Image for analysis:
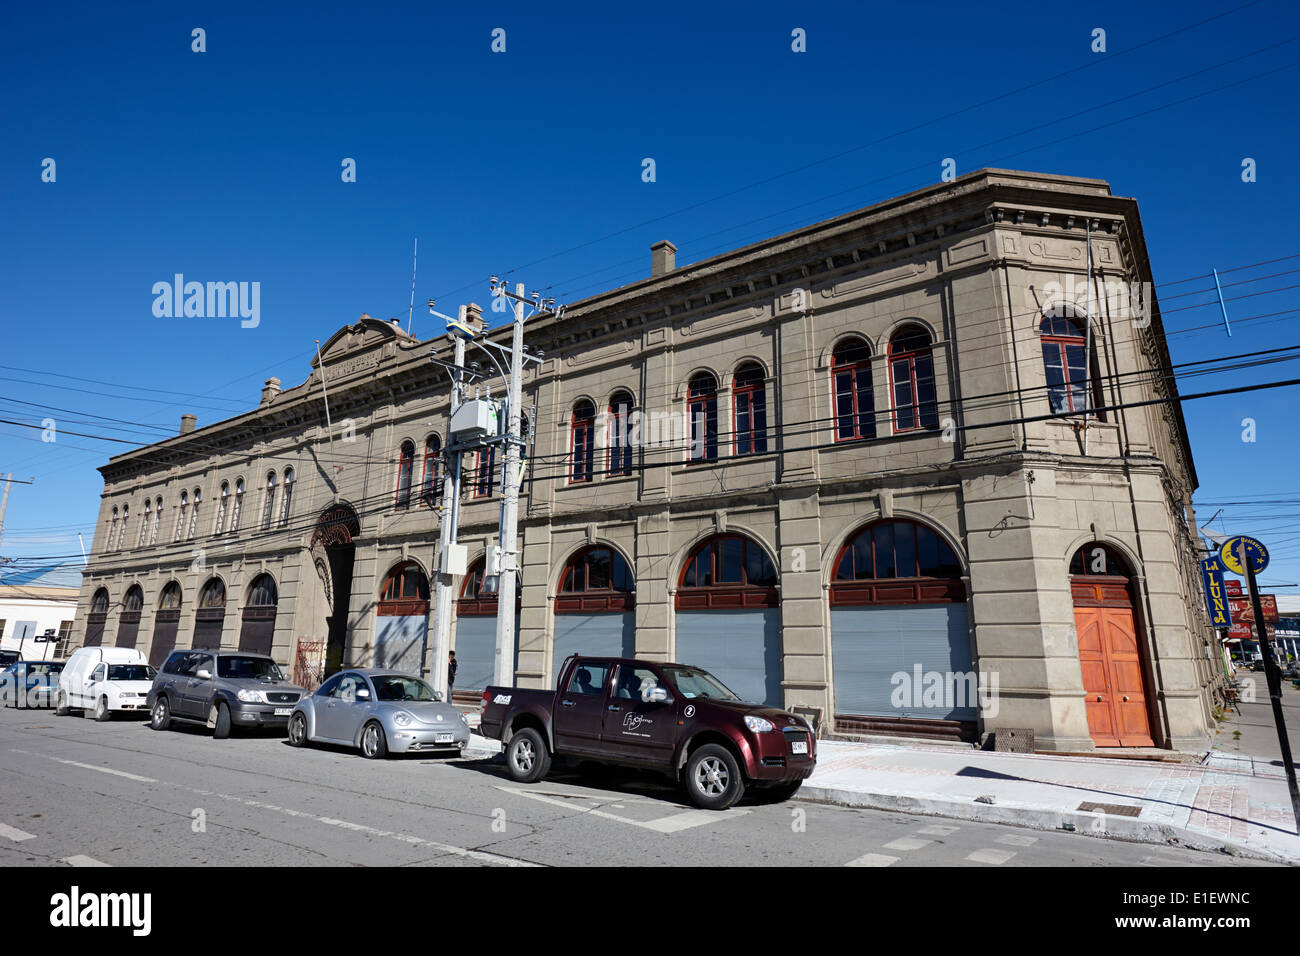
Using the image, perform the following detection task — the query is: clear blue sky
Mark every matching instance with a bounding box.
[1,0,1298,594]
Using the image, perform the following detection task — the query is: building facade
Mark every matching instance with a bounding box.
[0,584,79,661]
[73,169,1222,751]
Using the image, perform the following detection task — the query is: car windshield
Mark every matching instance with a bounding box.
[217,656,285,681]
[27,663,64,677]
[372,676,439,702]
[661,666,741,701]
[107,664,155,681]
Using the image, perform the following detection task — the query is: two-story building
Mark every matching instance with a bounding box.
[71,169,1222,752]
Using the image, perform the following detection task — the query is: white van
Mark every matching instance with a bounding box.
[56,647,157,720]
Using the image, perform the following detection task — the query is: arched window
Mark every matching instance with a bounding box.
[119,505,130,550]
[832,337,876,441]
[122,585,144,612]
[571,399,596,483]
[687,372,718,463]
[607,390,634,477]
[139,500,151,547]
[379,560,431,615]
[733,363,768,455]
[831,519,965,605]
[1040,311,1101,417]
[1069,542,1130,578]
[888,326,939,432]
[194,577,226,651]
[199,578,226,608]
[557,546,635,611]
[187,488,200,539]
[246,573,278,607]
[158,581,182,610]
[150,497,162,545]
[216,482,229,534]
[459,557,498,614]
[86,587,110,647]
[91,588,110,614]
[677,534,778,609]
[262,472,277,529]
[230,480,244,532]
[280,468,294,525]
[108,507,119,551]
[395,441,415,508]
[421,435,441,507]
[174,492,188,543]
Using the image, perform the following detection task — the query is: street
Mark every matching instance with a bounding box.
[0,706,1273,868]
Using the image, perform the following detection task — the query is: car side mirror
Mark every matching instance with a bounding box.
[645,686,671,704]
[195,669,212,680]
[355,688,371,700]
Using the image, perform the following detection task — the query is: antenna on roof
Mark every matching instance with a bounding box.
[407,237,419,335]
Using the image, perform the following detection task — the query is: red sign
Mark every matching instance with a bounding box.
[1228,621,1275,640]
[1227,594,1279,623]
[1225,580,1242,596]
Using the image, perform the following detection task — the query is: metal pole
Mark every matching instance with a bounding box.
[1083,221,1093,456]
[492,284,526,687]
[1213,268,1233,337]
[0,473,12,549]
[1241,539,1300,830]
[428,310,467,700]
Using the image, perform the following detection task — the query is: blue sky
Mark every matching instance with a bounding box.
[1,0,1298,594]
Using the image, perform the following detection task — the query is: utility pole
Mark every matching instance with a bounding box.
[487,279,558,688]
[0,473,14,548]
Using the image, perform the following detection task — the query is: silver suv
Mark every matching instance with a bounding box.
[147,649,306,739]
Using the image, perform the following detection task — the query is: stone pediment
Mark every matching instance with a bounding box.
[310,315,421,381]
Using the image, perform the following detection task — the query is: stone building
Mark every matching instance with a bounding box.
[72,169,1222,752]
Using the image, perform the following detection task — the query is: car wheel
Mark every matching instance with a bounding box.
[360,721,388,759]
[685,744,745,811]
[287,713,308,748]
[505,727,550,783]
[212,702,232,740]
[755,780,803,804]
[150,696,172,731]
[94,696,112,722]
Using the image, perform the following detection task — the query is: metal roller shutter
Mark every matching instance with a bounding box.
[375,615,426,673]
[831,603,974,719]
[454,616,499,691]
[553,612,634,676]
[675,608,782,706]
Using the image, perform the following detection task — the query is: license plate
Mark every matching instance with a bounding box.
[435,733,454,743]
[275,707,292,716]
[791,740,808,755]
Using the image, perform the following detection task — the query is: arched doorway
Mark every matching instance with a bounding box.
[194,578,226,650]
[85,588,109,647]
[149,582,182,669]
[312,503,360,677]
[675,534,781,705]
[376,560,430,673]
[453,557,521,701]
[829,519,975,741]
[116,585,144,649]
[554,546,635,672]
[1070,543,1155,747]
[239,574,278,657]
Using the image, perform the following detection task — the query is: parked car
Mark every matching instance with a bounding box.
[56,647,156,720]
[287,669,470,759]
[480,655,817,810]
[0,649,20,671]
[2,660,66,708]
[147,649,305,738]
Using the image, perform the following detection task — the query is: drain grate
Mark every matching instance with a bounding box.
[1077,801,1142,817]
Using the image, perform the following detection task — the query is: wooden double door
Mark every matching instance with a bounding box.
[1072,579,1154,747]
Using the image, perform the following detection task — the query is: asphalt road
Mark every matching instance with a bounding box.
[0,704,1273,868]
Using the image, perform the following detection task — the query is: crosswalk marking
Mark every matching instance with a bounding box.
[62,855,110,867]
[917,824,960,837]
[967,848,1017,865]
[995,834,1038,847]
[0,823,36,842]
[846,852,900,867]
[882,836,933,851]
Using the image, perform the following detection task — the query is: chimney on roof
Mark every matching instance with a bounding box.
[180,414,197,435]
[465,302,483,327]
[260,377,282,407]
[651,240,677,277]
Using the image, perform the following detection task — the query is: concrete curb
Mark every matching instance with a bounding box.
[797,783,1292,865]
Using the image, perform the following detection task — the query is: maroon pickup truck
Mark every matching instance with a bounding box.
[479,655,816,810]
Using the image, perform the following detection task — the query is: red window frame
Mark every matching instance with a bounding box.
[570,400,595,483]
[686,374,718,463]
[395,441,415,508]
[732,365,768,456]
[831,338,875,442]
[675,534,778,609]
[421,436,441,507]
[607,392,633,477]
[887,329,939,433]
[472,445,496,499]
[1039,314,1100,418]
[555,546,636,613]
[379,560,430,616]
[830,519,966,606]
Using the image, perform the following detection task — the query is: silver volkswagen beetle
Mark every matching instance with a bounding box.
[287,669,470,758]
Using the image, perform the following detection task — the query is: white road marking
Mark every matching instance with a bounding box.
[882,836,933,852]
[497,785,750,832]
[62,855,110,867]
[50,758,157,783]
[995,834,1038,847]
[846,852,900,867]
[0,823,36,842]
[917,824,960,837]
[967,848,1017,865]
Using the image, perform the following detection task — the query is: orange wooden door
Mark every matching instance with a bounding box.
[1074,605,1154,747]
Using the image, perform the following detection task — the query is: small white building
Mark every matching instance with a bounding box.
[0,584,79,660]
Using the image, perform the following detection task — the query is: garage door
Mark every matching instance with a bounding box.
[831,603,974,719]
[554,612,634,677]
[675,608,781,706]
[375,615,425,673]
[454,616,500,691]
